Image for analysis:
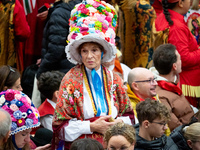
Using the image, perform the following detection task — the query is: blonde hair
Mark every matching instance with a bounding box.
[184,122,200,142]
[104,122,136,145]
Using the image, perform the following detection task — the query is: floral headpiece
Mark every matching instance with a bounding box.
[0,89,40,135]
[65,0,117,64]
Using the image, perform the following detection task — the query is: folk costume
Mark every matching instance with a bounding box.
[0,89,40,150]
[52,0,134,149]
[150,67,194,131]
[116,0,156,69]
[155,9,200,107]
[38,99,56,131]
[0,0,30,71]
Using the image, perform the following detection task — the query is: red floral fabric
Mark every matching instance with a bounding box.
[52,64,133,149]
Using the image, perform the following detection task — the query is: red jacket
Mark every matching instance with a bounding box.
[155,10,200,107]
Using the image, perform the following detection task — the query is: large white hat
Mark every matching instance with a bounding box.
[65,0,118,64]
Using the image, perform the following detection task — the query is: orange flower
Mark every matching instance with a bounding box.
[67,84,75,94]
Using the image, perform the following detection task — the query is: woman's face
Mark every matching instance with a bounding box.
[80,42,103,70]
[15,128,31,148]
[11,78,23,91]
[107,135,134,150]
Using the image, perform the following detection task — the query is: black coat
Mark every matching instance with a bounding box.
[134,124,179,150]
[37,0,81,78]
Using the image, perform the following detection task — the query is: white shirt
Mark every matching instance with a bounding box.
[40,99,56,131]
[62,67,132,141]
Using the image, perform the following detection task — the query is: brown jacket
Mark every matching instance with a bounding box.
[156,85,194,131]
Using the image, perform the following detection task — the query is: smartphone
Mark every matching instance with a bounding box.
[38,5,48,13]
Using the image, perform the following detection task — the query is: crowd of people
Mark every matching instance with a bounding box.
[1,0,200,149]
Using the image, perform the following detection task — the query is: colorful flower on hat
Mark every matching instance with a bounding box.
[5,89,15,101]
[33,118,38,124]
[19,96,28,104]
[11,122,17,131]
[2,105,13,114]
[17,118,25,127]
[10,114,17,122]
[26,118,33,126]
[21,112,27,118]
[19,105,29,113]
[27,109,33,115]
[13,110,22,119]
[10,99,18,104]
[10,104,19,112]
[14,94,22,100]
[93,1,100,8]
[0,95,5,105]
[28,113,35,120]
[16,100,23,107]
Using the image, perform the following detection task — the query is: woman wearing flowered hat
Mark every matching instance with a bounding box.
[52,0,134,149]
[0,89,51,150]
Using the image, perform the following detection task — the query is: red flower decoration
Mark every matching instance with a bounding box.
[17,118,25,127]
[5,90,15,101]
[78,4,85,10]
[81,8,89,14]
[105,37,110,42]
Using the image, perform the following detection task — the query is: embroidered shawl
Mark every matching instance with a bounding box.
[52,64,133,148]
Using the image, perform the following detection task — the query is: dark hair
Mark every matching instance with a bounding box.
[77,42,104,55]
[38,71,65,99]
[136,98,170,125]
[69,138,104,150]
[162,0,179,25]
[0,65,21,91]
[153,44,177,75]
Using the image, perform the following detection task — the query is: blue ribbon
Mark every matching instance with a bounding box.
[12,134,22,150]
[91,67,106,116]
[57,140,65,150]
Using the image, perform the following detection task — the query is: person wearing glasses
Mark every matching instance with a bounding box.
[134,99,179,150]
[151,44,194,131]
[127,67,158,117]
[0,65,23,92]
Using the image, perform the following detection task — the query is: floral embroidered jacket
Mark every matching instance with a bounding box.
[52,65,134,149]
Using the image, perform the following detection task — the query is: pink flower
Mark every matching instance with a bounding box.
[71,33,78,39]
[102,22,108,30]
[69,96,74,105]
[78,4,85,10]
[80,73,83,77]
[19,105,29,113]
[14,90,20,95]
[5,90,15,101]
[10,104,19,112]
[81,8,89,14]
[80,27,89,33]
[33,118,38,124]
[105,16,112,23]
[10,114,17,122]
[28,113,35,119]
[2,105,13,114]
[93,1,100,8]
[19,97,28,104]
[14,94,21,100]
[17,118,25,127]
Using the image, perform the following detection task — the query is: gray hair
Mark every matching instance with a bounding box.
[0,109,11,139]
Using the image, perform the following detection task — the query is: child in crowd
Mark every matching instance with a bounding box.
[37,71,65,131]
[134,99,179,150]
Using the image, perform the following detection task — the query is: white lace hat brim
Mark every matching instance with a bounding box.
[65,34,117,64]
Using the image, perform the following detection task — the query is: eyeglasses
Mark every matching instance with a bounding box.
[152,121,167,127]
[134,77,157,85]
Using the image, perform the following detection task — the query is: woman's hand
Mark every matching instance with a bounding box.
[34,144,51,150]
[90,116,115,134]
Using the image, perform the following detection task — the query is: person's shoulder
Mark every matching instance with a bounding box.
[165,135,179,150]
